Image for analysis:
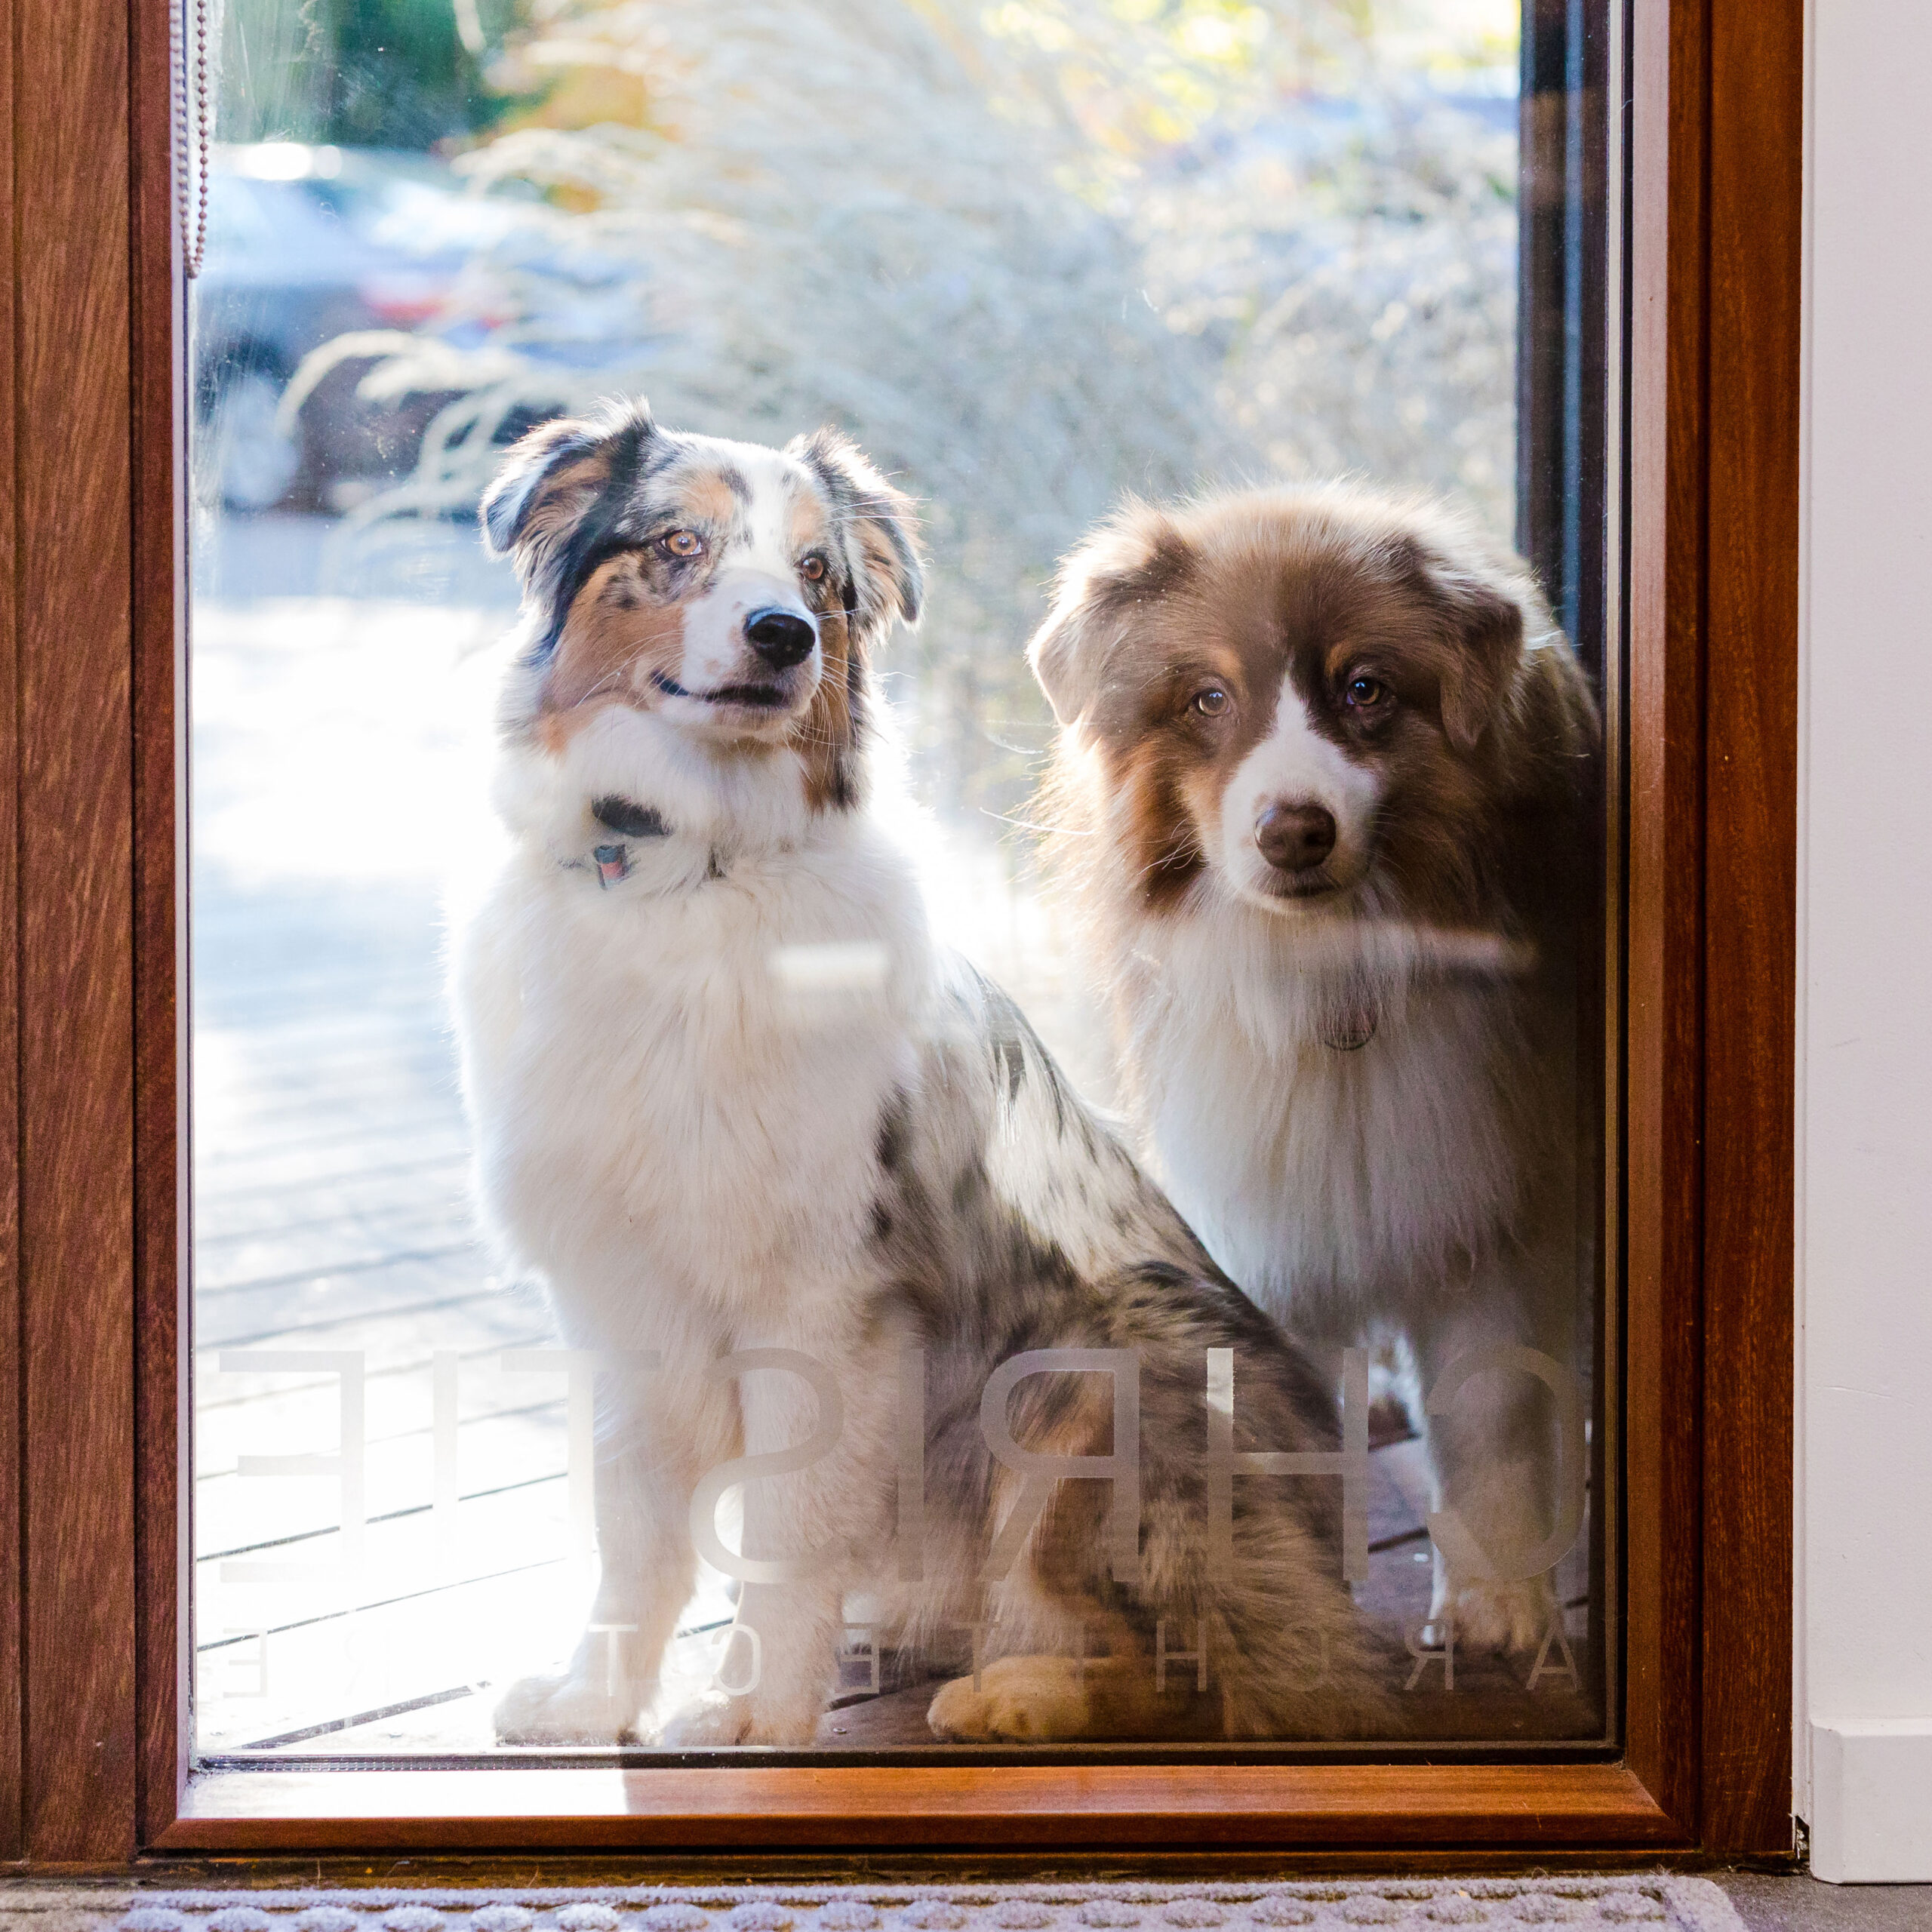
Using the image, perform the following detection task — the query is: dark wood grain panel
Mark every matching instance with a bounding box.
[1700,0,1801,1859]
[0,0,24,1862]
[1623,0,1709,1843]
[131,0,189,1850]
[13,0,140,1863]
[1626,0,1802,1858]
[0,0,1802,1866]
[162,1764,1684,1854]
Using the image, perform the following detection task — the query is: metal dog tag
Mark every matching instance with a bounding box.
[1321,1001,1378,1051]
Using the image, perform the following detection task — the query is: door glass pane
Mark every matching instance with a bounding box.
[189,0,1617,1763]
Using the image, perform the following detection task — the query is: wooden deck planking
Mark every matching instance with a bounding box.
[189,737,588,1752]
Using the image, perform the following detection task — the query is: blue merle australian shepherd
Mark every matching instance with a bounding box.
[453,398,1397,1746]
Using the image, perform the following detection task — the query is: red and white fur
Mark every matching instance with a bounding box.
[1032,484,1600,1653]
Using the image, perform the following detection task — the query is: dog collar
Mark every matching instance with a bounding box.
[579,794,670,889]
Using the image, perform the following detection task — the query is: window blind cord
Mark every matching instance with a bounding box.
[171,0,210,278]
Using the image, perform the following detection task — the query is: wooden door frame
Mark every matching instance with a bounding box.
[0,0,1800,1867]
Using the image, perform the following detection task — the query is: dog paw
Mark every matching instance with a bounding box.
[657,1694,752,1748]
[657,1694,818,1747]
[927,1656,1093,1742]
[1432,1576,1558,1654]
[493,1671,642,1745]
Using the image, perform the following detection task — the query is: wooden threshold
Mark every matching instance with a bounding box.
[159,1763,1685,1853]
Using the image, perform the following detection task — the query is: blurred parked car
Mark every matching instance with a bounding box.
[195,143,523,511]
[197,140,660,514]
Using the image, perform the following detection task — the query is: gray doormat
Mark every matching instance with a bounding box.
[0,1881,1743,1932]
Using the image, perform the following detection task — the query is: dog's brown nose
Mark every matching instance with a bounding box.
[1255,801,1337,872]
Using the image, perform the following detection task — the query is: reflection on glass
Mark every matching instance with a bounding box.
[191,0,1605,1758]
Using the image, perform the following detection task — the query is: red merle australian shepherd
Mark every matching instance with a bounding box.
[1031,484,1600,1658]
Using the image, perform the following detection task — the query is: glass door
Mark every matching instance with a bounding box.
[186,0,1619,1767]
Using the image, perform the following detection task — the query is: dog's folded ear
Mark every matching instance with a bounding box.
[1027,572,1102,728]
[481,400,658,601]
[789,429,924,638]
[1031,506,1192,728]
[1390,535,1531,754]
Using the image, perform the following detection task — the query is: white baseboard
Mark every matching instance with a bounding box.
[1807,1718,1932,1881]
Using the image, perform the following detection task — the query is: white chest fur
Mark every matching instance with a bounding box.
[1120,905,1534,1335]
[454,824,928,1349]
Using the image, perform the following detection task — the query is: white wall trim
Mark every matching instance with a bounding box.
[1798,0,1932,1882]
[1807,1721,1932,1883]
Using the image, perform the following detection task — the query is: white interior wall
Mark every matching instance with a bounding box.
[1797,0,1932,1884]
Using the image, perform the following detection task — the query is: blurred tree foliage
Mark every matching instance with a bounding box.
[297,0,1518,818]
[219,0,532,147]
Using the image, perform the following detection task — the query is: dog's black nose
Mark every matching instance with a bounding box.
[746,607,817,670]
[1256,801,1337,872]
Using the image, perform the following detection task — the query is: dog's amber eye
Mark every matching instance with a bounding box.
[799,553,827,583]
[1190,688,1229,717]
[1345,675,1390,709]
[660,529,706,559]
